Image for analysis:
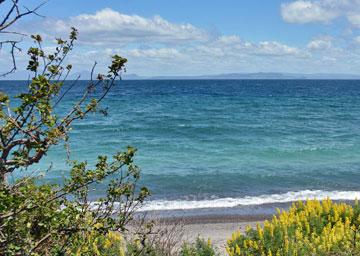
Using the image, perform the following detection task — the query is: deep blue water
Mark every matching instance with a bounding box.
[2,79,360,211]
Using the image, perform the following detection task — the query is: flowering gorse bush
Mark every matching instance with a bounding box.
[69,230,126,256]
[227,199,360,256]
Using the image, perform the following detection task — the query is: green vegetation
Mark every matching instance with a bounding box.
[227,199,360,256]
[0,30,150,254]
[180,238,219,256]
[125,235,219,256]
[0,2,151,253]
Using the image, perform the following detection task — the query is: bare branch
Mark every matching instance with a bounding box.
[0,1,47,31]
[0,0,47,76]
[0,39,21,76]
[0,0,18,28]
[53,75,80,108]
[28,232,52,253]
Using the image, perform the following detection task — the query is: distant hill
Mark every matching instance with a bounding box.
[148,72,306,80]
[144,72,360,80]
[68,72,141,80]
[3,71,360,80]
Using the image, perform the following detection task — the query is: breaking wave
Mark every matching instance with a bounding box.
[139,190,360,211]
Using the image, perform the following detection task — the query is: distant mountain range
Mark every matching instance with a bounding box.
[3,71,360,80]
[72,71,360,80]
[135,72,360,80]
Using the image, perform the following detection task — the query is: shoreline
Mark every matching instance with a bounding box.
[165,215,268,253]
[182,220,260,253]
[148,212,272,225]
[135,208,273,253]
[138,199,356,219]
[132,213,268,254]
[139,190,360,212]
[135,199,357,253]
[166,214,268,252]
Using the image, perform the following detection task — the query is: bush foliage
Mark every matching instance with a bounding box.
[180,238,219,256]
[227,199,360,256]
[0,14,150,255]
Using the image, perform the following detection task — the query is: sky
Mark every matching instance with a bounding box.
[2,0,360,77]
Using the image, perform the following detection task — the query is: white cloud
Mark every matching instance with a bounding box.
[5,6,360,77]
[347,13,360,27]
[281,0,360,25]
[307,36,333,50]
[281,1,339,24]
[126,48,183,59]
[195,36,303,57]
[354,35,360,43]
[11,9,303,75]
[256,41,301,56]
[122,38,307,75]
[95,33,360,76]
[23,8,209,45]
[15,8,303,60]
[216,35,242,45]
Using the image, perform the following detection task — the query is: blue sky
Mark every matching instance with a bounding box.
[31,0,332,45]
[3,0,360,77]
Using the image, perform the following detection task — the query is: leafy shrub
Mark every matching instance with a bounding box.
[68,231,126,256]
[0,147,149,255]
[227,199,360,256]
[126,238,159,256]
[0,5,150,254]
[180,237,219,256]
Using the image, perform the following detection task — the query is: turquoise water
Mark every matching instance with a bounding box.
[3,79,360,211]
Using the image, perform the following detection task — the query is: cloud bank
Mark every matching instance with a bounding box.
[30,8,209,45]
[3,4,360,77]
[281,0,360,26]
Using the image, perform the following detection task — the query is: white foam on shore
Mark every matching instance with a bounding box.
[139,190,360,211]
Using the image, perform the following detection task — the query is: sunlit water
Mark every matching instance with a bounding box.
[3,79,360,212]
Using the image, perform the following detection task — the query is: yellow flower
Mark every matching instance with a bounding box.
[94,222,103,229]
[227,199,360,255]
[103,238,112,249]
[235,244,241,254]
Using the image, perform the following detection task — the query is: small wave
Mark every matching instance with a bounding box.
[139,190,360,211]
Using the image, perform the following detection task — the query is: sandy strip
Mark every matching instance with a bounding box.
[157,214,270,254]
[182,221,259,253]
